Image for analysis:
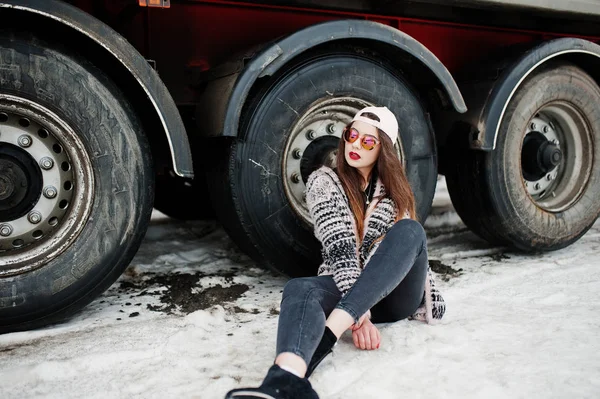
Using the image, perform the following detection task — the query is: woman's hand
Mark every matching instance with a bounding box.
[352,318,381,350]
[351,310,371,330]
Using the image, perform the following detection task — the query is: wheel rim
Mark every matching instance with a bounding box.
[521,101,593,212]
[283,97,403,223]
[0,95,94,277]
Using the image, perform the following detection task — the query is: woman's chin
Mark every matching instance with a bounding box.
[345,156,361,167]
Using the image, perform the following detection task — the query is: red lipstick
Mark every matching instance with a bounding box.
[349,152,361,160]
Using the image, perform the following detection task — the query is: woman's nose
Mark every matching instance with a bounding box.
[352,138,362,150]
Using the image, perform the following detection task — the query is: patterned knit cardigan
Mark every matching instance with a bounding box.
[305,166,445,322]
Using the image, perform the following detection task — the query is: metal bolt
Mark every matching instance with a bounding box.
[542,126,549,133]
[43,186,57,199]
[291,173,301,184]
[18,135,32,148]
[292,149,303,159]
[546,174,554,181]
[327,124,336,134]
[0,224,13,237]
[552,139,559,145]
[305,130,316,140]
[534,183,541,190]
[40,157,54,170]
[530,123,536,131]
[28,211,42,224]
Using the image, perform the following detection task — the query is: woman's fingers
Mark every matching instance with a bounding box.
[358,330,366,350]
[352,330,360,349]
[352,324,381,350]
[353,330,365,350]
[370,326,379,350]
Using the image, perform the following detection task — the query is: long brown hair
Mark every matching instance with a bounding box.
[335,120,417,239]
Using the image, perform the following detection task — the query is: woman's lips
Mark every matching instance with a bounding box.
[349,152,361,160]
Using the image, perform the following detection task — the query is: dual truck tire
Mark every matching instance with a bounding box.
[446,63,600,251]
[0,33,153,332]
[1,34,599,332]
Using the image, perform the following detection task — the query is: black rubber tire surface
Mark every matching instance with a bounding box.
[446,62,600,251]
[445,127,508,247]
[0,32,154,332]
[209,51,437,276]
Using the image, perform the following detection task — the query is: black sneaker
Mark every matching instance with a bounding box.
[225,365,319,399]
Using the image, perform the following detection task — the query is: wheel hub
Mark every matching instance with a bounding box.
[0,94,94,277]
[521,104,592,212]
[299,136,340,183]
[521,131,562,181]
[0,143,42,221]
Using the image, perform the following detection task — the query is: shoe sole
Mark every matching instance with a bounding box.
[226,390,277,399]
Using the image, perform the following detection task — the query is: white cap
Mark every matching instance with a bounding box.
[351,106,399,144]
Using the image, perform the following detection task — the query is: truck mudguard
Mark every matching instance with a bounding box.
[0,0,194,177]
[473,38,600,151]
[215,19,467,138]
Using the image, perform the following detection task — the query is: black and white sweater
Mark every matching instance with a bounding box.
[305,166,445,322]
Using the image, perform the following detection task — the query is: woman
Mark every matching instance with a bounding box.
[226,106,445,399]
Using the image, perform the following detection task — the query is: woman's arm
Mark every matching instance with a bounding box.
[306,170,361,295]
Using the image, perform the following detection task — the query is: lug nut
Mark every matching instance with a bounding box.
[534,183,541,190]
[552,139,559,145]
[327,124,336,134]
[18,135,32,148]
[305,130,316,140]
[40,157,54,170]
[0,224,13,237]
[543,126,549,133]
[546,174,554,181]
[43,186,58,199]
[292,149,303,159]
[291,173,301,184]
[530,123,536,131]
[28,211,42,224]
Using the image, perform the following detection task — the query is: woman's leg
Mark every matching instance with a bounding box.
[275,275,341,376]
[225,277,336,398]
[370,245,428,323]
[327,219,428,331]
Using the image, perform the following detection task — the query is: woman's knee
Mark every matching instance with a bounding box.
[388,219,426,246]
[282,277,317,300]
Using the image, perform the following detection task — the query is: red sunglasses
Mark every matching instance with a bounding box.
[343,127,380,151]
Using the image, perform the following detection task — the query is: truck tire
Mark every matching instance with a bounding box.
[0,32,153,332]
[447,62,600,251]
[444,129,508,246]
[209,51,437,276]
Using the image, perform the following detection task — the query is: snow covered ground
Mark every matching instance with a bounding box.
[1,178,600,399]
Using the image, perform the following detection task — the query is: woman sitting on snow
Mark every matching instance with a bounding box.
[226,106,446,399]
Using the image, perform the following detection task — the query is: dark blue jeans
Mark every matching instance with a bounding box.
[276,219,428,365]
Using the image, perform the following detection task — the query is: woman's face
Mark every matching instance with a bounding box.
[344,120,381,175]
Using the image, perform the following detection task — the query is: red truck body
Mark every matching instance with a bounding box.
[73,0,600,105]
